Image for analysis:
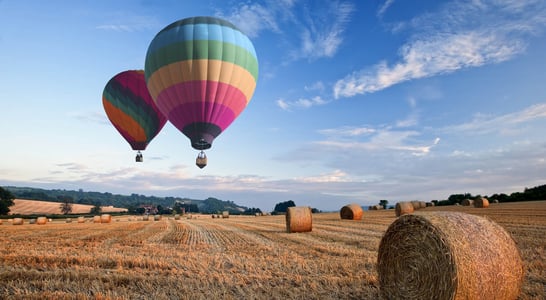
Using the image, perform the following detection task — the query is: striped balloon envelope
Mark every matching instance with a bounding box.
[144,16,258,152]
[102,70,167,160]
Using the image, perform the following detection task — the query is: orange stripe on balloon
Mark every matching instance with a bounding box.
[146,59,256,103]
[103,98,147,142]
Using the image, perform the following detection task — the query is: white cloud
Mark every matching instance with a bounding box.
[334,30,525,98]
[276,96,329,111]
[334,0,546,98]
[296,1,355,60]
[377,0,395,18]
[219,3,282,38]
[443,103,546,135]
[318,126,376,137]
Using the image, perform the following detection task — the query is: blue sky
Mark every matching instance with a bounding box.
[1,0,546,212]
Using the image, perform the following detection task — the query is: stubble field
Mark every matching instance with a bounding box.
[0,201,545,299]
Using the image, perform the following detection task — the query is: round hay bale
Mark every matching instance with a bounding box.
[340,203,363,220]
[174,214,180,220]
[395,202,414,217]
[154,215,161,221]
[93,215,101,223]
[0,219,3,225]
[222,211,229,218]
[285,206,312,233]
[370,204,383,210]
[410,201,421,210]
[419,201,427,209]
[36,217,48,225]
[425,202,435,207]
[29,218,36,224]
[65,218,72,223]
[474,197,490,208]
[378,212,524,300]
[12,218,24,225]
[461,199,474,206]
[100,214,112,223]
[77,217,85,223]
[492,199,499,204]
[143,215,149,221]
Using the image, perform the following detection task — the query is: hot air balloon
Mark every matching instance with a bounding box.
[144,16,258,168]
[102,70,167,162]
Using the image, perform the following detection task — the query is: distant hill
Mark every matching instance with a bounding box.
[3,186,251,214]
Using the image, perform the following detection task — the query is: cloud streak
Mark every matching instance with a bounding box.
[334,0,546,98]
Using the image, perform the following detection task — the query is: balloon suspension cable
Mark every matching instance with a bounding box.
[196,150,207,169]
[136,150,143,163]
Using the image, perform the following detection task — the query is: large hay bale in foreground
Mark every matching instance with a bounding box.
[474,197,490,208]
[395,202,414,217]
[285,206,312,233]
[36,217,48,225]
[378,212,524,300]
[100,214,112,223]
[12,218,24,225]
[340,203,363,220]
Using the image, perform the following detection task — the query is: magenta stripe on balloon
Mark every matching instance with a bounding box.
[167,102,237,133]
[155,80,248,123]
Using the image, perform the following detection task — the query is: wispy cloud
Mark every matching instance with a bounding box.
[442,103,546,135]
[295,1,355,60]
[377,0,395,18]
[276,96,329,111]
[334,0,546,98]
[218,3,284,38]
[96,14,158,32]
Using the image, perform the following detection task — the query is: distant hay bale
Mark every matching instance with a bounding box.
[100,214,112,223]
[154,215,161,221]
[93,216,101,223]
[492,199,499,204]
[368,205,384,210]
[395,202,414,217]
[426,202,435,207]
[419,201,427,209]
[285,206,312,233]
[143,215,149,221]
[36,217,48,225]
[12,218,24,225]
[174,214,180,220]
[65,218,72,223]
[410,201,421,210]
[462,199,474,206]
[378,212,524,300]
[77,217,85,223]
[29,218,36,224]
[340,203,363,220]
[222,211,229,218]
[0,219,3,225]
[474,197,490,208]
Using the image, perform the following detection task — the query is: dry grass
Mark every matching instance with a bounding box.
[10,199,128,215]
[0,201,544,299]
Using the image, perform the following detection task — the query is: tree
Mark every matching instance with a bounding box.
[0,187,15,215]
[90,201,102,214]
[58,195,73,215]
[379,200,389,209]
[273,200,295,214]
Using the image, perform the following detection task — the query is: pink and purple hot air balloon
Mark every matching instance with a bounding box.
[102,70,167,162]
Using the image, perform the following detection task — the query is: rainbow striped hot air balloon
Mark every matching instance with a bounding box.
[144,16,258,168]
[102,70,167,162]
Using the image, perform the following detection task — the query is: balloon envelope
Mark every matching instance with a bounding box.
[102,70,167,151]
[144,16,258,150]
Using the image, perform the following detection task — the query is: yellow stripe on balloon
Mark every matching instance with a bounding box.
[146,59,257,103]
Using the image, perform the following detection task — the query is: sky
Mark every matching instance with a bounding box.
[1,0,546,212]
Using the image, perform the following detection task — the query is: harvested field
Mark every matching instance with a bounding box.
[0,201,544,299]
[9,199,128,215]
